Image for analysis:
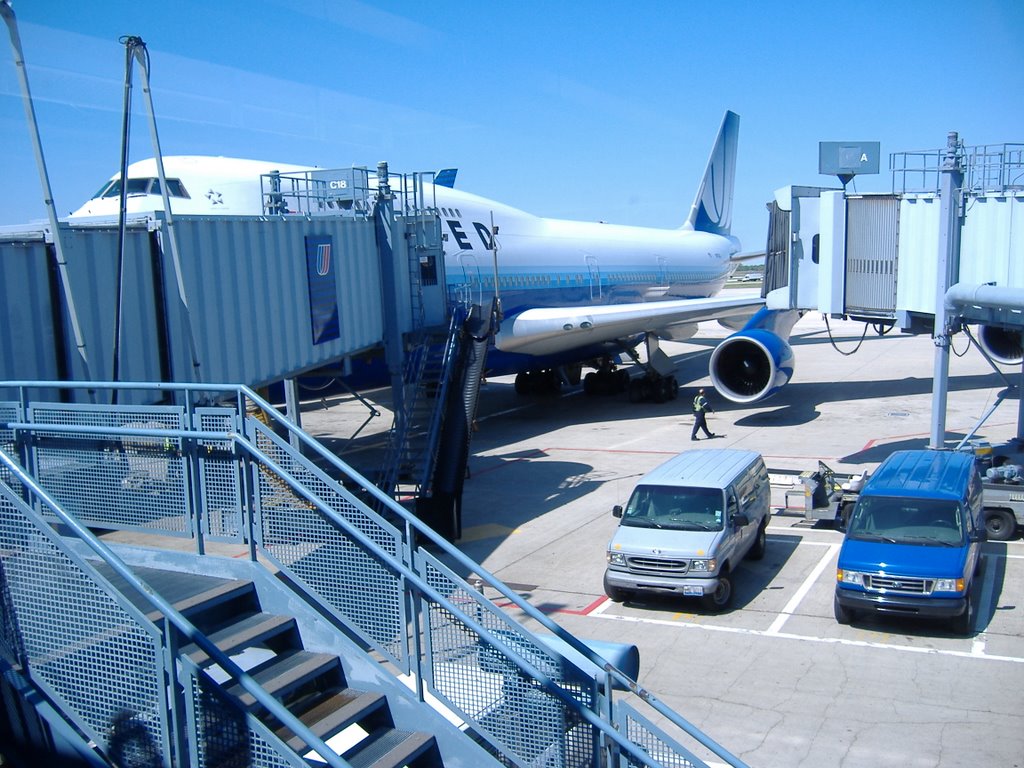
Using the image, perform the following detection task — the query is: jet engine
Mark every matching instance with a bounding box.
[977,324,1024,366]
[708,308,801,403]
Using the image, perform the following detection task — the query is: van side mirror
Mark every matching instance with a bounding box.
[731,513,750,528]
[613,505,623,518]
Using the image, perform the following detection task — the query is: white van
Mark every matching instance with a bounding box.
[604,448,771,611]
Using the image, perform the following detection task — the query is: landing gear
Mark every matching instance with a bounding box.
[627,374,678,403]
[583,365,630,396]
[514,368,563,395]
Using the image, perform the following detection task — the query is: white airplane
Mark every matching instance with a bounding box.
[69,111,799,403]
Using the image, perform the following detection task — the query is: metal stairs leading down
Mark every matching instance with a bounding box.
[380,311,464,501]
[109,564,443,768]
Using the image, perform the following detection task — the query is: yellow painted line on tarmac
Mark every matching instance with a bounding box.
[459,523,516,542]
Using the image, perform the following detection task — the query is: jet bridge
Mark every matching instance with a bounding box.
[0,176,447,403]
[763,135,1024,445]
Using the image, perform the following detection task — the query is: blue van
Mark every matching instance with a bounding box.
[834,449,984,635]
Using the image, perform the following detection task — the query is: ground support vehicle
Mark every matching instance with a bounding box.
[793,458,1023,541]
[834,450,985,635]
[976,465,1024,541]
[790,461,867,528]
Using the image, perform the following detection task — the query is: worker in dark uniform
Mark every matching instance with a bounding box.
[691,388,716,440]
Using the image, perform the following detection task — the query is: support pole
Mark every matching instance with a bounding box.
[131,40,203,383]
[2,0,93,386]
[930,132,964,449]
[374,163,407,437]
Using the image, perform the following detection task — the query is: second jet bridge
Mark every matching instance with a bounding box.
[762,137,1024,444]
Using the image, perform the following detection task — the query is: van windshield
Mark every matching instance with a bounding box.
[846,496,965,546]
[621,485,724,531]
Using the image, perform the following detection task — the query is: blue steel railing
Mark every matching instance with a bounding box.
[0,445,349,768]
[1,380,750,768]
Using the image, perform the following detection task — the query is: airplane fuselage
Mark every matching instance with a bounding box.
[429,185,738,320]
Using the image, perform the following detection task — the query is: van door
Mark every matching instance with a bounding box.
[726,488,745,550]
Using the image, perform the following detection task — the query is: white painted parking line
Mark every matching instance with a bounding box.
[587,611,1024,663]
[766,541,838,636]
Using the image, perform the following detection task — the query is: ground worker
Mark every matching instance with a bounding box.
[691,388,716,440]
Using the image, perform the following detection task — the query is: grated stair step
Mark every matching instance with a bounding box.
[223,648,340,709]
[144,578,256,625]
[277,687,387,753]
[182,611,296,666]
[342,727,437,768]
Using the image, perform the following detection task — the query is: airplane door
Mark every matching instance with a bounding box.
[458,253,483,306]
[585,254,602,300]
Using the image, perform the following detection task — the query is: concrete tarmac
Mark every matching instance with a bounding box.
[298,310,1024,768]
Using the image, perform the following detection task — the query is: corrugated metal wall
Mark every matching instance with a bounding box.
[894,192,1024,317]
[0,235,67,393]
[894,195,941,315]
[166,216,385,387]
[959,194,1024,288]
[1,214,393,400]
[844,195,900,314]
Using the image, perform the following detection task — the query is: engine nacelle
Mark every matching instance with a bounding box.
[977,324,1023,366]
[708,308,801,403]
[710,329,794,403]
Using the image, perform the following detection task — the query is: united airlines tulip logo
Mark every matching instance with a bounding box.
[305,235,340,344]
[317,243,331,276]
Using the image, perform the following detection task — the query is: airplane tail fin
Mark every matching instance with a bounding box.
[435,168,458,188]
[682,110,739,235]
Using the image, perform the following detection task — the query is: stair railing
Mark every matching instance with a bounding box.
[1,380,750,768]
[0,447,352,768]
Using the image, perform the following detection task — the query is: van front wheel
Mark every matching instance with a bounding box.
[701,572,732,612]
[603,572,630,603]
[834,594,855,625]
[951,594,974,636]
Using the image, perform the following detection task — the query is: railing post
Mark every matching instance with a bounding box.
[163,618,190,768]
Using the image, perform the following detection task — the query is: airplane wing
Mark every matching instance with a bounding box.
[496,295,764,356]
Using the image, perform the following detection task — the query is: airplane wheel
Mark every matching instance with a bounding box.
[583,372,598,395]
[654,379,668,403]
[668,376,679,399]
[616,369,630,393]
[628,379,645,403]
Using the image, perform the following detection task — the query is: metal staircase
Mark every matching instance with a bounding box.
[0,380,750,768]
[380,300,497,539]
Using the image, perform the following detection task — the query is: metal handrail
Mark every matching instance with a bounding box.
[1,379,750,766]
[0,447,351,768]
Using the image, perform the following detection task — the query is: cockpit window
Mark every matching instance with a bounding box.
[91,177,190,200]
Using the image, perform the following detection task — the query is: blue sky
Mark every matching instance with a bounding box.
[2,0,1022,254]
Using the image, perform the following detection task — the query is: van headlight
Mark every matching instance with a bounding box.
[838,569,866,586]
[689,558,716,572]
[607,551,626,566]
[934,578,965,593]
